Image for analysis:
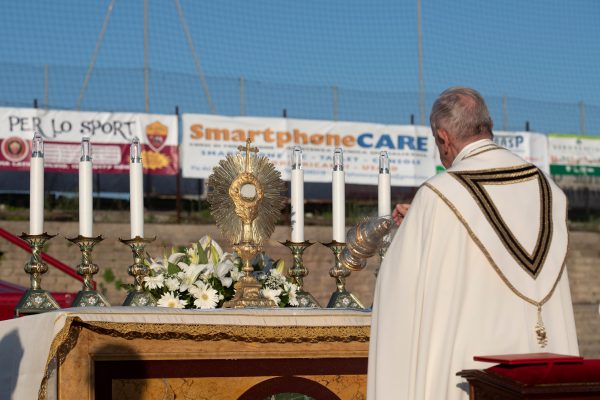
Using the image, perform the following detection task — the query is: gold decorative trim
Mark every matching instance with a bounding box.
[39,316,84,400]
[79,320,370,343]
[423,182,566,309]
[37,317,370,399]
[449,164,552,278]
[463,144,502,159]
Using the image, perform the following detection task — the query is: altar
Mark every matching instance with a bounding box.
[0,308,371,399]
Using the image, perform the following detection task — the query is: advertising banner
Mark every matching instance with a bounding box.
[0,107,178,175]
[433,131,549,173]
[181,114,437,186]
[493,131,549,172]
[548,134,600,176]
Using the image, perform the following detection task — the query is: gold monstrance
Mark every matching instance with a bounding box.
[207,139,285,307]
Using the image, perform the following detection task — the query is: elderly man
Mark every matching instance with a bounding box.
[368,87,579,399]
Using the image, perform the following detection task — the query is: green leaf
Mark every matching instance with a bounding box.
[102,268,115,283]
[167,263,182,275]
[197,246,209,264]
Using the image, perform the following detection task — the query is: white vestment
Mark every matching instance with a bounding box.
[367,139,579,400]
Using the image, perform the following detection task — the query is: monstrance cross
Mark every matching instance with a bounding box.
[238,139,259,172]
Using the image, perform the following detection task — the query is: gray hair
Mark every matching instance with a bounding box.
[429,87,493,141]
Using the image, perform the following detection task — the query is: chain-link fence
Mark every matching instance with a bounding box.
[1,62,599,135]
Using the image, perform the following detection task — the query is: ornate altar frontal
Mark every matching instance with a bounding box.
[0,308,371,400]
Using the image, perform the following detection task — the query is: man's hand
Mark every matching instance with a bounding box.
[392,203,410,226]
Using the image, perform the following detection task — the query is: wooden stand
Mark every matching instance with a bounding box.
[459,358,600,399]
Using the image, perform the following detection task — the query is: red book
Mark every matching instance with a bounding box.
[474,353,583,365]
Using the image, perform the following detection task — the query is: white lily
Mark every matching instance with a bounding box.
[199,235,224,265]
[177,263,209,292]
[168,252,186,265]
[214,258,235,287]
[186,244,200,264]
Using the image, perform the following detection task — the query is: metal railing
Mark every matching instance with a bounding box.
[0,227,89,287]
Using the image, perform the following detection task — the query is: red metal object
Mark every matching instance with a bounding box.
[0,226,94,288]
[0,280,75,320]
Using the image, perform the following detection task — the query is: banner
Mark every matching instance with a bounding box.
[0,107,178,175]
[493,131,549,172]
[181,114,436,186]
[548,134,600,176]
[434,131,549,173]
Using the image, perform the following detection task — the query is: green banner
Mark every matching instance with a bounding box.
[550,164,600,176]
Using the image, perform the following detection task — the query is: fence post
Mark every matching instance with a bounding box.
[502,95,508,131]
[417,0,425,126]
[44,64,49,110]
[175,105,182,224]
[332,85,339,121]
[240,76,245,116]
[579,100,587,135]
[144,0,149,113]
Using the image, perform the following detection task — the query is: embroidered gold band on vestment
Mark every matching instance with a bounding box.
[424,182,567,348]
[449,164,552,278]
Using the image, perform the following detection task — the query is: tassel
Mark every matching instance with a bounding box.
[535,305,548,348]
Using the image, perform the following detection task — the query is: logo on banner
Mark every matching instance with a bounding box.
[142,121,172,170]
[1,136,29,162]
[145,121,168,151]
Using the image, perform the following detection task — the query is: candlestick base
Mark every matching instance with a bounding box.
[67,235,110,307]
[281,240,320,308]
[15,233,60,317]
[119,236,157,307]
[324,241,364,309]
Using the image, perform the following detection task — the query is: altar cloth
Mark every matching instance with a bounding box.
[0,307,371,400]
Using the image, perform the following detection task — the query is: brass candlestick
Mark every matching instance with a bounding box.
[15,233,60,317]
[119,236,157,307]
[324,241,364,309]
[282,240,320,308]
[67,235,110,307]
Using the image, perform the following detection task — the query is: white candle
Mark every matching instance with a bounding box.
[332,148,345,242]
[290,146,304,242]
[79,138,94,237]
[29,132,44,235]
[129,138,144,238]
[378,151,391,217]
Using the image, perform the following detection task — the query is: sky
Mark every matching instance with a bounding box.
[0,0,598,134]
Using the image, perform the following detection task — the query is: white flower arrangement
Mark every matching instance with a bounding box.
[143,236,299,309]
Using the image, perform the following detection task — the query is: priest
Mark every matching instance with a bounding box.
[368,87,579,399]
